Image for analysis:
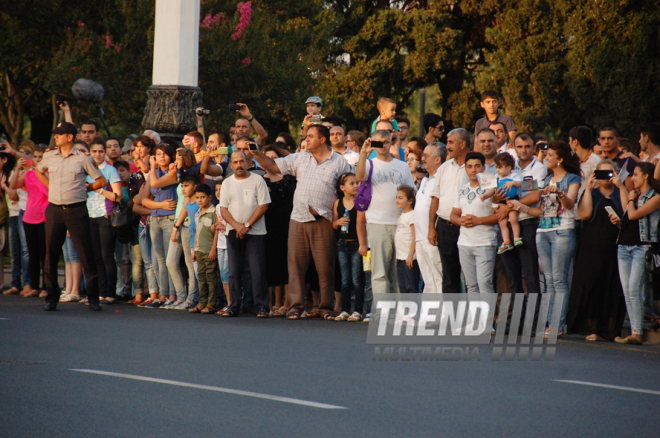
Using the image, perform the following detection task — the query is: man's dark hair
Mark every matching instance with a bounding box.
[106,136,121,145]
[237,136,255,144]
[488,121,506,132]
[395,116,410,127]
[465,152,485,165]
[480,90,499,101]
[113,160,130,172]
[598,125,620,138]
[408,137,427,151]
[641,123,660,146]
[619,138,632,153]
[81,120,99,132]
[181,175,199,186]
[494,152,515,168]
[309,124,331,145]
[568,126,593,150]
[90,137,106,149]
[422,113,443,134]
[515,132,536,146]
[194,184,213,196]
[322,116,342,127]
[74,140,88,148]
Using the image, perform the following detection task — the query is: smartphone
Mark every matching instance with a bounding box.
[604,206,620,220]
[229,104,241,111]
[594,169,614,180]
[537,142,548,151]
[371,140,384,149]
[248,143,258,151]
[24,159,34,167]
[309,115,323,123]
[214,146,229,155]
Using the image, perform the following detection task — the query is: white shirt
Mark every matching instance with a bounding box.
[219,173,271,235]
[499,143,518,162]
[453,182,497,247]
[414,173,436,241]
[579,152,601,197]
[365,158,415,225]
[339,147,359,167]
[516,158,547,221]
[484,161,497,175]
[395,210,415,260]
[431,158,469,221]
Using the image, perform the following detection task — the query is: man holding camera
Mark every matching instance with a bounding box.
[36,122,108,311]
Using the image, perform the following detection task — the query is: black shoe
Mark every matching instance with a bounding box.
[43,301,57,311]
[256,309,269,318]
[89,302,103,311]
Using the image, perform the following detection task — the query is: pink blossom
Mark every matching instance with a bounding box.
[105,35,114,49]
[78,21,85,27]
[115,45,121,53]
[200,12,226,29]
[241,57,251,65]
[231,2,252,40]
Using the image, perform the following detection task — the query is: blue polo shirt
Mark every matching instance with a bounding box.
[150,168,178,217]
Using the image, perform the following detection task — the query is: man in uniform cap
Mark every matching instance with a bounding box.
[36,122,108,311]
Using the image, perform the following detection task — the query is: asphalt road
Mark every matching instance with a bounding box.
[1,296,659,438]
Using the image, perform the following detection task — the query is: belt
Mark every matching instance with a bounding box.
[52,201,86,210]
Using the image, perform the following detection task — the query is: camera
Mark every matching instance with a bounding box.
[594,170,614,180]
[229,104,241,111]
[56,94,67,106]
[248,142,258,151]
[196,107,210,116]
[371,140,384,149]
[416,164,426,174]
[537,142,548,151]
[309,115,324,123]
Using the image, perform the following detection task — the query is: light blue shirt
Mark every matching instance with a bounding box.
[86,162,121,218]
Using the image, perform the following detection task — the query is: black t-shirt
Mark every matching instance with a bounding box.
[618,211,642,246]
[336,198,358,240]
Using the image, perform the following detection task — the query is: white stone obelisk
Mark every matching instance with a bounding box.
[142,0,203,137]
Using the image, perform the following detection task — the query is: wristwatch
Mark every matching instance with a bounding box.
[245,222,251,228]
[247,116,254,122]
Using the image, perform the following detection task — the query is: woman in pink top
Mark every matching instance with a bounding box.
[10,156,48,296]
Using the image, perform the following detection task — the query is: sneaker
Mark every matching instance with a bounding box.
[497,242,514,254]
[184,301,196,310]
[138,298,154,307]
[144,299,162,308]
[347,312,363,322]
[363,312,371,323]
[172,301,188,310]
[514,237,523,247]
[160,299,176,309]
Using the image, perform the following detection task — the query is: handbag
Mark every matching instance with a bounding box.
[354,161,374,212]
[110,202,134,243]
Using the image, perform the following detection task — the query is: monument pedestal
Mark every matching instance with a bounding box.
[142,85,203,139]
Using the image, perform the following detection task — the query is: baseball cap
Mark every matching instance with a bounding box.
[305,96,322,106]
[123,134,138,152]
[51,122,78,136]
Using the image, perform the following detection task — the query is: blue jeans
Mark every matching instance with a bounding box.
[536,228,576,330]
[62,236,80,264]
[181,226,198,303]
[139,224,159,294]
[9,213,30,288]
[396,259,420,294]
[617,245,648,334]
[337,240,364,314]
[150,215,175,295]
[217,248,229,284]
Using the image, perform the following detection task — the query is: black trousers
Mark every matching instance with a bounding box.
[89,216,117,299]
[23,222,46,290]
[497,219,541,295]
[227,231,268,313]
[435,218,462,293]
[44,203,99,304]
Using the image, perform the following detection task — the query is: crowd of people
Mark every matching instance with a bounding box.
[1,91,659,345]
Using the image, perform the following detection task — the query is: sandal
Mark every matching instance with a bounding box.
[347,312,363,322]
[3,287,19,295]
[219,309,237,317]
[200,305,216,314]
[586,334,598,342]
[189,305,204,313]
[614,335,643,345]
[273,307,288,317]
[60,295,80,303]
[287,312,300,320]
[323,313,335,320]
[23,290,40,298]
[79,297,89,304]
[256,309,269,318]
[335,311,350,321]
[302,308,322,319]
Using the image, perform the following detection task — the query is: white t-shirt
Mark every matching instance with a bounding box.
[516,158,547,221]
[219,173,271,235]
[453,182,497,247]
[7,170,28,217]
[215,204,227,249]
[579,152,601,197]
[414,174,436,241]
[499,144,518,162]
[431,158,470,221]
[395,210,415,260]
[365,158,415,225]
[339,147,359,167]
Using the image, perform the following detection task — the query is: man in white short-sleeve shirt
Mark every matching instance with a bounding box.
[450,152,498,294]
[357,129,414,294]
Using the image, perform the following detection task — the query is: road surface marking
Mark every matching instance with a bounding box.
[554,379,660,396]
[70,369,347,409]
[0,318,9,320]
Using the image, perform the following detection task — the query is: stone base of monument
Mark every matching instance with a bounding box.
[141,85,203,140]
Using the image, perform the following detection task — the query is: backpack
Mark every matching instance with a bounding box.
[354,161,373,212]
